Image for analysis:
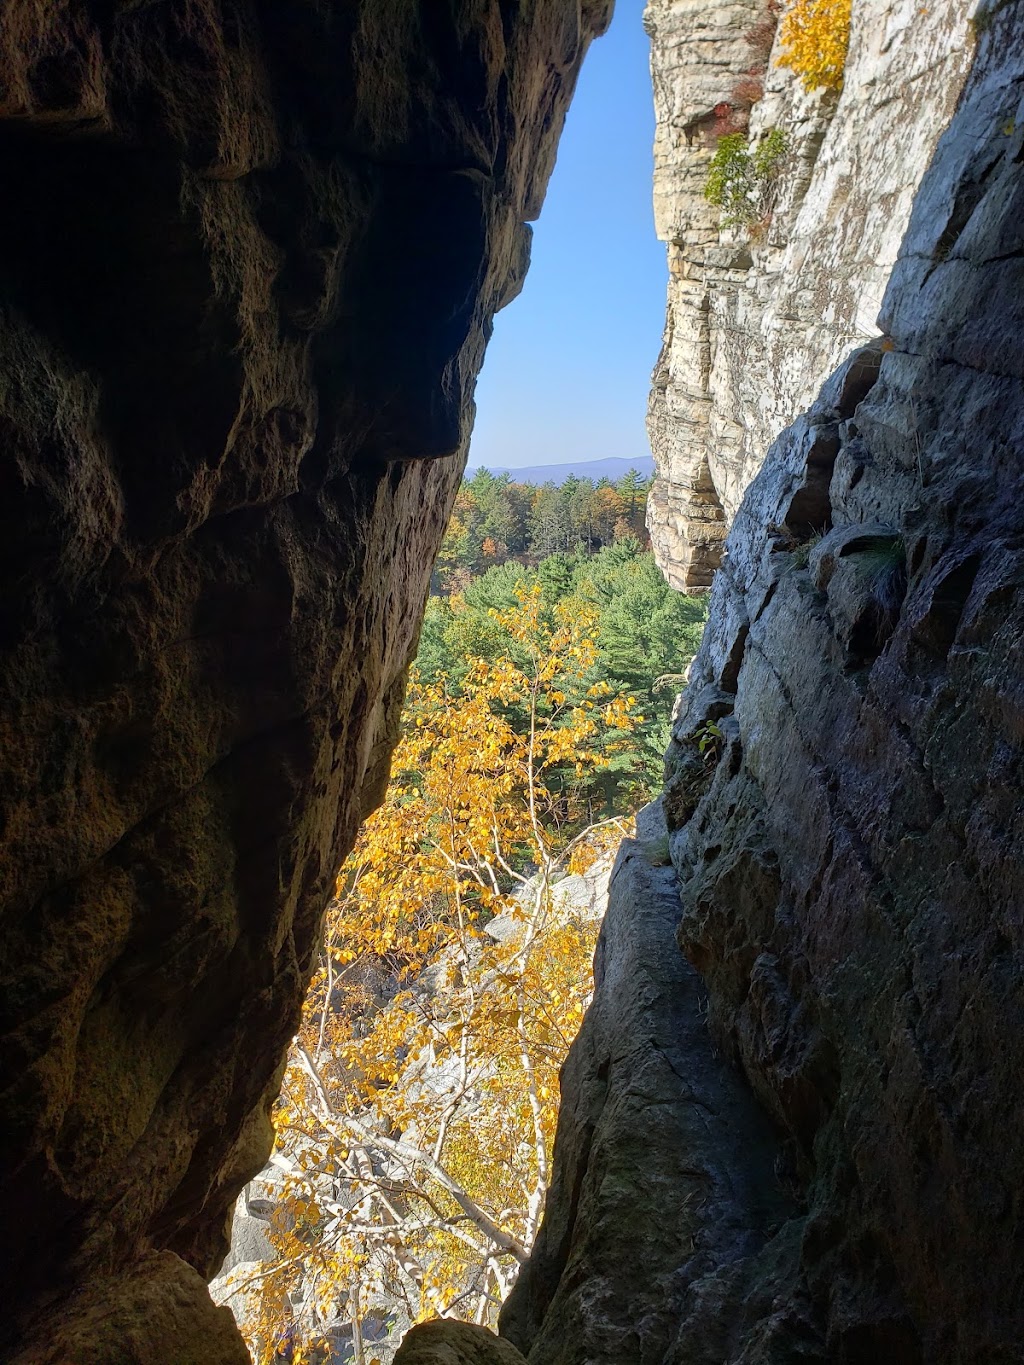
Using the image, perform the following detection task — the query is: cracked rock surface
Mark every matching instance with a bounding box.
[644,0,974,588]
[501,802,801,1364]
[0,3,610,1359]
[508,11,1024,1363]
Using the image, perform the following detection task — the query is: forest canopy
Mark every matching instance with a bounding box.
[436,466,652,581]
[421,533,707,803]
[218,474,708,1361]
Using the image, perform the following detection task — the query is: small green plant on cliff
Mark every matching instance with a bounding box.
[705,128,788,230]
[790,531,823,570]
[694,720,724,764]
[777,0,852,92]
[853,536,907,629]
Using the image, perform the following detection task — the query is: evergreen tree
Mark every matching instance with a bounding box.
[528,483,570,556]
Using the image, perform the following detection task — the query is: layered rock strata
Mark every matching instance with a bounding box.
[509,11,1024,1361]
[644,0,974,588]
[501,802,801,1362]
[0,4,611,1360]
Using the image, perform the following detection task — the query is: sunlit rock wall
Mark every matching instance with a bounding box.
[644,0,973,588]
[0,3,611,1360]
[505,9,1024,1362]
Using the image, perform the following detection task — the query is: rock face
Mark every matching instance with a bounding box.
[394,1320,527,1365]
[644,0,974,588]
[501,802,802,1363]
[508,10,1024,1362]
[0,4,611,1360]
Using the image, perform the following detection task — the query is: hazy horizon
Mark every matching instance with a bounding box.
[467,9,665,473]
[464,454,655,483]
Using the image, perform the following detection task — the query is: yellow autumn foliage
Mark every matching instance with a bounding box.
[777,0,852,92]
[227,586,638,1362]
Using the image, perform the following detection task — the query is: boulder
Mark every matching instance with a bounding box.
[395,1320,527,1365]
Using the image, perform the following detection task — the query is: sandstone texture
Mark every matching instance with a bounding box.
[510,10,1024,1362]
[395,1320,527,1365]
[644,0,974,588]
[0,3,611,1359]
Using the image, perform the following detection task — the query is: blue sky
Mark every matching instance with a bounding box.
[468,6,666,471]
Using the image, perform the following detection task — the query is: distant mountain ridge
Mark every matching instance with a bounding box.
[465,455,655,485]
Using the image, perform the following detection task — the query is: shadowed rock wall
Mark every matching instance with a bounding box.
[0,3,612,1359]
[504,9,1024,1363]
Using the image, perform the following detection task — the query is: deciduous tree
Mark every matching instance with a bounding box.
[229,588,636,1361]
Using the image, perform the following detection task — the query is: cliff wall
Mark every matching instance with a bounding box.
[0,5,611,1360]
[645,0,974,588]
[503,6,1024,1362]
[5,5,1023,1364]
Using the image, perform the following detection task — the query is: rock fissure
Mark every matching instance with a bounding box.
[4,1,1024,1362]
[502,6,1024,1362]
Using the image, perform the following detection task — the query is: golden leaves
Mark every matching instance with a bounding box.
[244,586,638,1354]
[777,0,852,92]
